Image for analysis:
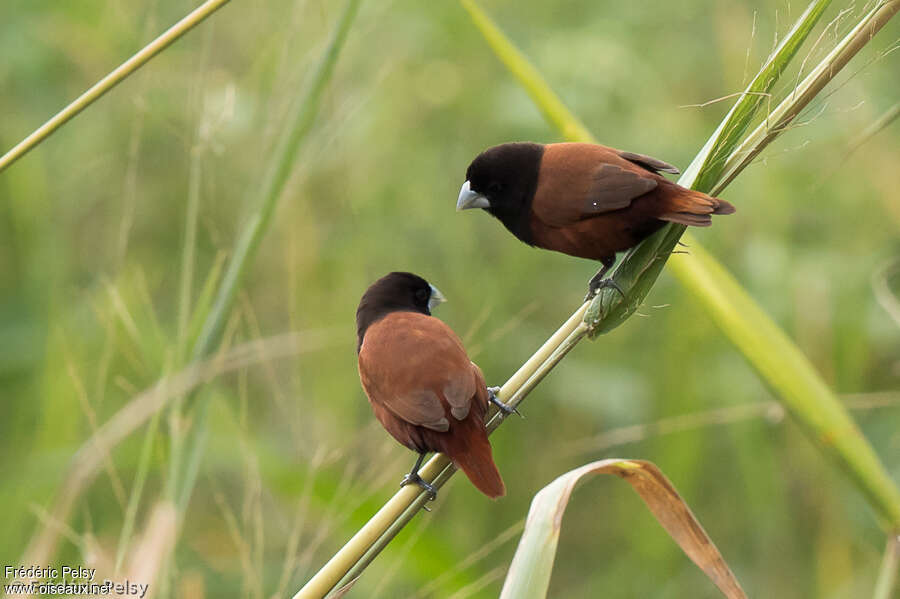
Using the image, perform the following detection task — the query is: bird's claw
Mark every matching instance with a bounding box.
[488,386,522,418]
[400,472,437,501]
[585,278,626,302]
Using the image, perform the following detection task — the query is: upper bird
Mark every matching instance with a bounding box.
[457,142,735,298]
[356,272,512,499]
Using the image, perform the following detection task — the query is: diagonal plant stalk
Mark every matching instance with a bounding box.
[295,2,900,596]
[666,240,900,528]
[188,0,361,365]
[0,0,233,174]
[114,357,169,574]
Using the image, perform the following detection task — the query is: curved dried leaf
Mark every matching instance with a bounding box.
[500,459,746,599]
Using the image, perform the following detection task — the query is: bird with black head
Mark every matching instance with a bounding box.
[356,272,514,499]
[458,142,735,299]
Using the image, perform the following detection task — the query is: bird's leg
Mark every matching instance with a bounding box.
[488,386,522,418]
[585,256,625,301]
[400,452,437,501]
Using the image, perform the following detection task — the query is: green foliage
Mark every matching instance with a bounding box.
[1,1,899,598]
[170,0,362,519]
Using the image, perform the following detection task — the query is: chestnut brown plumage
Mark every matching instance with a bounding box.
[457,142,735,296]
[356,272,506,499]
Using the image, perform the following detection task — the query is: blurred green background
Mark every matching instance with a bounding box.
[1,0,899,597]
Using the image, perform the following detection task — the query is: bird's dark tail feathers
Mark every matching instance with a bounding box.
[440,420,505,499]
[452,445,505,498]
[659,188,736,227]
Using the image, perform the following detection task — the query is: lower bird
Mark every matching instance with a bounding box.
[356,272,512,499]
[457,142,735,298]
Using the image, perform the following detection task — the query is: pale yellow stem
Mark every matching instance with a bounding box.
[0,0,233,174]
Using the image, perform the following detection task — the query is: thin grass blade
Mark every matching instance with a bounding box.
[326,577,359,599]
[190,0,362,363]
[114,375,166,573]
[873,533,900,599]
[460,0,594,143]
[0,0,232,174]
[183,251,227,362]
[668,241,900,525]
[168,0,363,579]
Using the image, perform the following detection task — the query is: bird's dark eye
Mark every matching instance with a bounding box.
[415,288,429,303]
[488,182,504,194]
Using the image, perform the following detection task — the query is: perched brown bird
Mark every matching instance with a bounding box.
[457,142,735,297]
[356,272,512,499]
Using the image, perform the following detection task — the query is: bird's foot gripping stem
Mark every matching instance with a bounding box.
[488,386,521,418]
[585,277,626,302]
[585,261,625,302]
[401,453,437,502]
[400,472,438,501]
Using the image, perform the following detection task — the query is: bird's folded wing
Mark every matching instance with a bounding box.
[617,150,680,174]
[533,143,684,227]
[585,164,658,213]
[390,389,450,432]
[358,313,477,432]
[533,162,658,226]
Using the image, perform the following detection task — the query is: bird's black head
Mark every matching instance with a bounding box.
[457,142,544,244]
[355,272,446,352]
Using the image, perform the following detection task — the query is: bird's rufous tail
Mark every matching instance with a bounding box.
[440,420,505,498]
[659,187,735,227]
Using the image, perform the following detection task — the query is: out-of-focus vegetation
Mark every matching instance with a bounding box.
[1,1,899,598]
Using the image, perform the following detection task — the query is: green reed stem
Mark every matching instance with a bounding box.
[0,0,233,174]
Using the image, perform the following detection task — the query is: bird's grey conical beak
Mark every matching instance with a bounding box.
[428,284,447,311]
[456,180,491,211]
